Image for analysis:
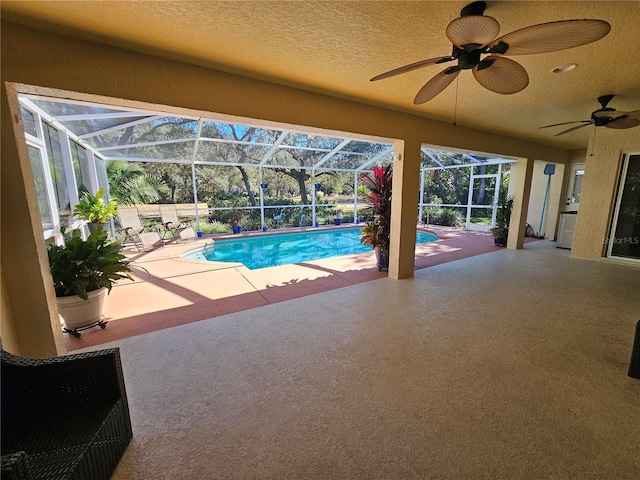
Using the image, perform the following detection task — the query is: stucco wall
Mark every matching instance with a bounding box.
[1,21,572,356]
[1,83,62,357]
[572,129,640,260]
[527,160,564,239]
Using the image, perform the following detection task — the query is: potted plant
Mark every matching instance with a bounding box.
[360,164,392,271]
[230,198,245,234]
[333,209,342,226]
[73,188,118,231]
[231,220,243,234]
[48,226,133,335]
[491,189,513,247]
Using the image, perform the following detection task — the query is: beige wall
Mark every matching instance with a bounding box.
[572,129,640,260]
[527,160,565,239]
[568,149,588,166]
[1,21,573,356]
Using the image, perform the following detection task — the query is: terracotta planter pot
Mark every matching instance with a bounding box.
[57,288,107,330]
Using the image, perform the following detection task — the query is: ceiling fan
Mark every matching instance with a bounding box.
[370,1,610,105]
[539,95,640,136]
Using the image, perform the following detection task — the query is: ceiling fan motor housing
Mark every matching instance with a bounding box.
[457,49,482,69]
[460,1,487,17]
[592,108,615,126]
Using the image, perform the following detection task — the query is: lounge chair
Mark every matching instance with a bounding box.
[117,206,163,251]
[159,204,196,242]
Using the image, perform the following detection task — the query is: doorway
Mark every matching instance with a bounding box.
[607,153,640,262]
[565,163,584,212]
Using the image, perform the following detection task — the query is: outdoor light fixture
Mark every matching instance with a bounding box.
[551,64,578,73]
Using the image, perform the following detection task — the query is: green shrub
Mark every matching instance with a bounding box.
[432,208,464,227]
[198,221,231,234]
[242,217,263,231]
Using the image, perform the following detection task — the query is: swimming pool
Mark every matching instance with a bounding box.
[183,227,438,270]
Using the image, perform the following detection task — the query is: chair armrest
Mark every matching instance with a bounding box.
[124,226,144,235]
[1,348,130,421]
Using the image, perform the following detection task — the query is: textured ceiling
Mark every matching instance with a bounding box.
[3,1,640,151]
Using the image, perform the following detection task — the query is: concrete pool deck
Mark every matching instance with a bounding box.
[64,225,539,350]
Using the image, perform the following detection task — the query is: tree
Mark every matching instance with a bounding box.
[273,153,335,205]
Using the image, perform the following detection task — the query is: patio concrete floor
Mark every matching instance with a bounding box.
[64,225,538,351]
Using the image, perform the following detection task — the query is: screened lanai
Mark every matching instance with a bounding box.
[19,94,516,242]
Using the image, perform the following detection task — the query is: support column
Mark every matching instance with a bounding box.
[1,83,62,357]
[507,157,535,249]
[389,139,421,279]
[191,163,200,232]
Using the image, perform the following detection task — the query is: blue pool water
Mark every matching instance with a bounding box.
[183,227,438,270]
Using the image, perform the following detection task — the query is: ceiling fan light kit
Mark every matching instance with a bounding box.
[371,1,611,105]
[551,64,578,73]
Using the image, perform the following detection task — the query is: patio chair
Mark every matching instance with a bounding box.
[1,348,132,480]
[117,206,164,251]
[159,204,196,242]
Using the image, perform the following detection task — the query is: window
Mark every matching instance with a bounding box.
[28,145,53,230]
[70,140,92,197]
[608,154,640,261]
[20,105,37,137]
[43,122,72,224]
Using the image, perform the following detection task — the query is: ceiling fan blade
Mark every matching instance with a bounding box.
[486,19,610,55]
[370,56,455,81]
[624,110,640,120]
[593,109,625,119]
[446,15,500,50]
[555,123,592,136]
[414,68,460,104]
[472,56,528,94]
[540,120,592,129]
[606,118,640,130]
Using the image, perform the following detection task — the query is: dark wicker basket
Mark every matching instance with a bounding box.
[1,348,133,480]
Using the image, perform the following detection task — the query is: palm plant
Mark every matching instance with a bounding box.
[107,160,169,205]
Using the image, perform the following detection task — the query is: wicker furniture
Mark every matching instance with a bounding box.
[1,348,133,480]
